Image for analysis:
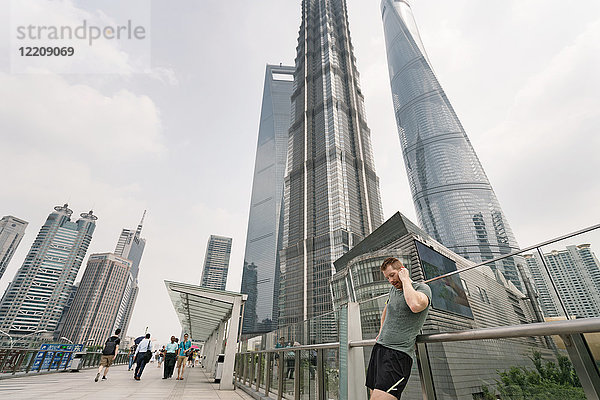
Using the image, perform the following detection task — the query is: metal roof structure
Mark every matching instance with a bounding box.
[165,280,246,342]
[165,280,247,390]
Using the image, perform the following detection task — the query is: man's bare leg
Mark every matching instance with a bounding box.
[370,388,397,400]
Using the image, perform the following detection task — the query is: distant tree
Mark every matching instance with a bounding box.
[480,351,585,400]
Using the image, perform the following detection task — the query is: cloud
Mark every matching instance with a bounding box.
[478,19,600,241]
[0,72,165,159]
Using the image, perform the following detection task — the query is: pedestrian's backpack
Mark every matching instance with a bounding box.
[102,337,118,355]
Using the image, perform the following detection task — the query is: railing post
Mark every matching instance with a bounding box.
[278,350,284,400]
[294,350,300,400]
[256,353,262,390]
[242,353,248,385]
[416,342,436,400]
[316,348,326,400]
[265,352,272,395]
[560,333,600,400]
[250,352,256,388]
[346,302,367,400]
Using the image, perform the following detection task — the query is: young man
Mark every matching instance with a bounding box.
[176,333,192,380]
[134,333,152,380]
[366,257,431,399]
[95,328,121,382]
[163,336,178,379]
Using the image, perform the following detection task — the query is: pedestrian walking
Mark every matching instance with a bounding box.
[366,257,431,399]
[95,328,121,382]
[134,333,153,380]
[158,346,165,367]
[128,343,137,371]
[163,336,178,379]
[176,333,192,380]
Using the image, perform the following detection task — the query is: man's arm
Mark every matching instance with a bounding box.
[398,269,429,313]
[115,345,119,355]
[376,303,387,340]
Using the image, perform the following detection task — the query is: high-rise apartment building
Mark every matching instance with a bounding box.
[525,244,600,319]
[112,212,146,337]
[61,253,132,345]
[0,205,97,336]
[279,0,384,327]
[200,235,232,290]
[0,216,28,280]
[380,0,522,289]
[241,64,294,334]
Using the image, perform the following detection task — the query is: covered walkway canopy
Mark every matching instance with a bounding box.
[165,280,246,390]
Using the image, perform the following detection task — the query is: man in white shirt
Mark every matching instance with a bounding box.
[134,333,152,380]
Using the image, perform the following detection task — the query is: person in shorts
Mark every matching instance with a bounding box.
[95,328,121,382]
[176,333,192,380]
[366,258,431,399]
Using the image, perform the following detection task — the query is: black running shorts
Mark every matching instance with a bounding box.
[366,343,412,399]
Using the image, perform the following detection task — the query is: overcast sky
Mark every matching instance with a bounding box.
[1,0,599,345]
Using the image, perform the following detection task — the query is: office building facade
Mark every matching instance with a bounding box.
[0,215,28,280]
[241,64,294,334]
[112,211,146,337]
[279,0,384,328]
[61,253,132,345]
[0,205,97,336]
[200,235,232,290]
[525,244,600,319]
[380,0,522,289]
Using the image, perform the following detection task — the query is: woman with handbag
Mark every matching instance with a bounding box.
[133,333,153,380]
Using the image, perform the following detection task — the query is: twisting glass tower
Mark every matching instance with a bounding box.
[279,0,384,329]
[380,0,522,289]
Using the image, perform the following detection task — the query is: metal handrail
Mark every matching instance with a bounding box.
[352,222,600,306]
[425,222,600,283]
[238,341,340,355]
[349,317,600,348]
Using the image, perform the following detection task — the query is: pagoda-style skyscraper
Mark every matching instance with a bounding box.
[380,0,522,289]
[279,0,384,328]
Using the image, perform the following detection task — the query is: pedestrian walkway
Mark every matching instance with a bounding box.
[0,362,253,400]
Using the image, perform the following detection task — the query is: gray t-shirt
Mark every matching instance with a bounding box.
[376,281,431,360]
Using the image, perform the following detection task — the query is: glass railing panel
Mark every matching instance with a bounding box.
[425,337,587,399]
[535,227,600,321]
[257,353,266,391]
[270,351,280,397]
[282,350,296,399]
[299,350,317,399]
[324,348,340,400]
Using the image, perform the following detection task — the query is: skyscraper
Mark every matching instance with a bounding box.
[241,64,294,334]
[525,244,600,319]
[279,0,384,327]
[380,0,522,289]
[0,216,28,280]
[200,235,232,290]
[0,205,97,336]
[112,211,146,337]
[61,253,132,345]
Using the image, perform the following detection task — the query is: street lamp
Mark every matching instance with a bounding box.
[0,329,14,349]
[19,330,49,348]
[60,337,73,344]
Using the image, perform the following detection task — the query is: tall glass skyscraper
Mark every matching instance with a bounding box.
[241,64,294,335]
[200,235,232,291]
[380,0,522,289]
[279,0,384,328]
[0,205,97,336]
[112,211,146,337]
[0,216,28,280]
